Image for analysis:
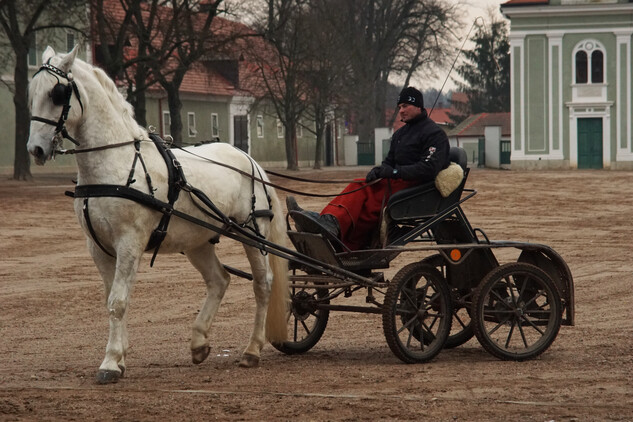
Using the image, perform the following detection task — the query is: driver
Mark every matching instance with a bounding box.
[287,86,450,250]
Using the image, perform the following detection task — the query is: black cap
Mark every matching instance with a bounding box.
[397,86,424,109]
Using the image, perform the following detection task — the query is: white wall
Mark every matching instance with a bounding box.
[485,126,502,168]
[343,135,358,166]
[374,127,393,165]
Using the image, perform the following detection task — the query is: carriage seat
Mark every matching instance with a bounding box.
[386,147,468,223]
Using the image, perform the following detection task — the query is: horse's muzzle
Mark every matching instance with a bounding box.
[30,145,49,165]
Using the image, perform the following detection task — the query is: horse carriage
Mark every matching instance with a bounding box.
[280,147,575,363]
[27,46,574,383]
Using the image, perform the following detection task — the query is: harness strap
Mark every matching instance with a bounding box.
[145,134,188,266]
[82,197,115,257]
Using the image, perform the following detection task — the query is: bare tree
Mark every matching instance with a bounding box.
[137,0,225,146]
[245,0,313,170]
[300,4,347,169]
[92,0,159,127]
[314,0,459,144]
[0,0,86,180]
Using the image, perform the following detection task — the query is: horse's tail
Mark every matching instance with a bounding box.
[265,188,289,343]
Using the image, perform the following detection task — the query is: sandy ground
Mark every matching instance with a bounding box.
[0,168,632,421]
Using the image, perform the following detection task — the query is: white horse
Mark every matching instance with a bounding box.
[27,46,289,384]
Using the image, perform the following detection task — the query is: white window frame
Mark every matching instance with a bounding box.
[162,111,171,137]
[66,32,75,53]
[28,33,37,68]
[256,115,264,138]
[297,119,303,138]
[211,113,219,138]
[188,112,197,137]
[573,40,606,85]
[277,119,284,138]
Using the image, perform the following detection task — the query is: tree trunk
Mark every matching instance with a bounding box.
[13,49,32,181]
[131,63,148,128]
[313,110,325,169]
[284,118,297,170]
[165,84,183,146]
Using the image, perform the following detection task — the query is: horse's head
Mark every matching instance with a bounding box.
[28,45,83,165]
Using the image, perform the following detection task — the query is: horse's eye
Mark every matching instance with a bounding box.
[51,83,70,106]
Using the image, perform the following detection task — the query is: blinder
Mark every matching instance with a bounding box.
[51,82,72,106]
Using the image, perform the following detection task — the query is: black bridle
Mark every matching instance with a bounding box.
[31,62,84,147]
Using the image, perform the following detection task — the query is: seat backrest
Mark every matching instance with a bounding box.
[386,146,469,222]
[449,146,468,170]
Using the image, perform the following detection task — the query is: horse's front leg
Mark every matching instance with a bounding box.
[90,242,142,384]
[238,245,273,368]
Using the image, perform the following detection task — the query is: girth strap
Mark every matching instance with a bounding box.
[145,134,186,265]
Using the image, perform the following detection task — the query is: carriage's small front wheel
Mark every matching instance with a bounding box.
[472,262,562,361]
[421,254,474,349]
[382,262,452,363]
[271,282,329,355]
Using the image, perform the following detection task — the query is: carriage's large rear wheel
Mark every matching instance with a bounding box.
[271,281,329,355]
[382,262,452,363]
[472,262,562,361]
[421,254,474,349]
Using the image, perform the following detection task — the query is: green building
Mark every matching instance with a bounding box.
[501,0,633,169]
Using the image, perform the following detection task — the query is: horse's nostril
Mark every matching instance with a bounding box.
[33,146,44,158]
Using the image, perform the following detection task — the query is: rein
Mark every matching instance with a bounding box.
[174,145,380,198]
[54,139,140,155]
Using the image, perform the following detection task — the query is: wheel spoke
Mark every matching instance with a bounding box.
[504,318,516,348]
[519,313,546,335]
[486,311,512,334]
[516,318,529,347]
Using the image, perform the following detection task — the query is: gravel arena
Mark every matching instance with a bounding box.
[1,168,632,421]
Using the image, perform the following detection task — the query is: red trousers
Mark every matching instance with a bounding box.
[321,178,418,250]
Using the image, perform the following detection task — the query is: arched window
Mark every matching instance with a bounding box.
[591,50,604,83]
[575,51,588,84]
[574,40,605,84]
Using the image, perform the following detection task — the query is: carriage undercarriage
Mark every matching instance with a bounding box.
[276,217,574,364]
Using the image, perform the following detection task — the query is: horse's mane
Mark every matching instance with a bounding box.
[80,60,146,140]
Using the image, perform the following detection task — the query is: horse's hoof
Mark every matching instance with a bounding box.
[238,353,260,368]
[192,345,211,364]
[96,369,121,384]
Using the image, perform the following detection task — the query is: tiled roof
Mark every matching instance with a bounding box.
[501,0,548,6]
[391,107,455,131]
[446,112,511,137]
[96,0,273,99]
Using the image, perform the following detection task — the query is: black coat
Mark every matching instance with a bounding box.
[383,109,450,182]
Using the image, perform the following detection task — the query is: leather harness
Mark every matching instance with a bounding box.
[67,134,274,266]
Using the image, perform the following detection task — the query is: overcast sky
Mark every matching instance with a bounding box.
[408,0,508,95]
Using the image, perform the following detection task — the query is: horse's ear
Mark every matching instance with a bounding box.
[58,44,80,73]
[42,46,55,64]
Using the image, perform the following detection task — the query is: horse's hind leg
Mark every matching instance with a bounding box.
[238,244,274,368]
[185,243,231,365]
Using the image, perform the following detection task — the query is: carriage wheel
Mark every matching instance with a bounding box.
[421,254,474,349]
[271,283,329,355]
[472,262,562,361]
[382,262,452,363]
